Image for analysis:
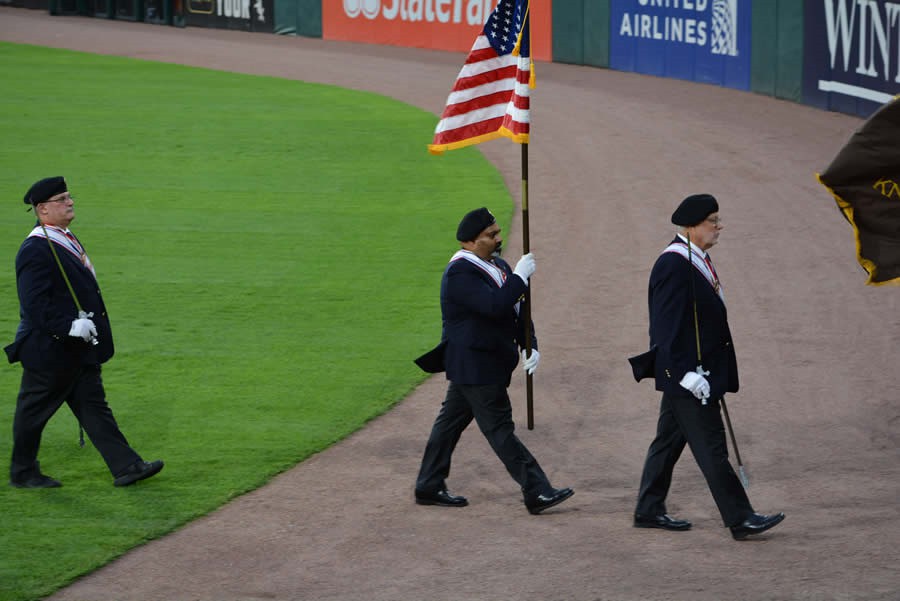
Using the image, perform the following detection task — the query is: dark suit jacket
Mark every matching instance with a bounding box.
[4,232,114,370]
[648,238,738,400]
[418,254,536,386]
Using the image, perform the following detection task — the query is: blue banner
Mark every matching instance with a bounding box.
[803,0,899,118]
[610,0,751,90]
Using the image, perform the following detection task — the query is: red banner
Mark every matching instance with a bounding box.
[324,0,552,62]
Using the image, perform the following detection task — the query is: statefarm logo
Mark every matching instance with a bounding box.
[344,0,379,18]
[343,0,497,24]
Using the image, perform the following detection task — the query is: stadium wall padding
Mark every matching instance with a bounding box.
[274,0,321,38]
[750,0,803,102]
[552,0,610,68]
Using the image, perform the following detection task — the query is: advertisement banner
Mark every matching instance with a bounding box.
[803,0,899,117]
[185,0,274,32]
[609,0,751,90]
[323,0,553,62]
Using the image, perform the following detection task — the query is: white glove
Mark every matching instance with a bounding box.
[69,317,97,342]
[513,253,536,284]
[521,349,540,375]
[679,365,710,403]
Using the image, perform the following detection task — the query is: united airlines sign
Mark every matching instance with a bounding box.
[610,0,751,90]
[804,0,900,116]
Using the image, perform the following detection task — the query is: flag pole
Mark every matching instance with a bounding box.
[425,0,536,425]
[520,142,534,430]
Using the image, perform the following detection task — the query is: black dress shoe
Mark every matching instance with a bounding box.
[10,474,62,489]
[415,489,468,507]
[730,512,785,540]
[114,459,164,487]
[634,513,692,531]
[525,487,574,515]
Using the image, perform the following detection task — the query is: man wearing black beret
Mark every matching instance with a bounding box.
[631,194,785,539]
[4,176,163,488]
[413,207,573,514]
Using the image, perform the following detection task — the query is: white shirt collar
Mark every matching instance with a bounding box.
[676,233,707,259]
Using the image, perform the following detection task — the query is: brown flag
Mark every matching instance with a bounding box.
[818,96,900,285]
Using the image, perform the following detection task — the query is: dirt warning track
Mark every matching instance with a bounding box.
[2,8,898,601]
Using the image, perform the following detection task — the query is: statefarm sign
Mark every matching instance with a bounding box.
[324,0,553,62]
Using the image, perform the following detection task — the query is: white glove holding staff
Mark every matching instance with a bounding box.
[68,311,98,345]
[69,316,97,343]
[521,349,540,375]
[513,253,536,284]
[680,365,711,404]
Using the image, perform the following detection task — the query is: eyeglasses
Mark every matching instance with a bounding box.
[705,216,722,226]
[46,194,75,203]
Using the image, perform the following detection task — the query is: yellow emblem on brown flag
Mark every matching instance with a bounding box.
[818,96,900,285]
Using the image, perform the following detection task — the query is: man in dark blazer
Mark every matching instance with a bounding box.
[632,194,784,539]
[5,176,163,488]
[413,207,573,514]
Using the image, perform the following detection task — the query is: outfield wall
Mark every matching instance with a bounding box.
[551,0,897,118]
[319,1,553,62]
[25,0,900,118]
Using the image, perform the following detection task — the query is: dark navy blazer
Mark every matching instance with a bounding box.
[4,231,114,370]
[439,254,536,386]
[649,239,738,400]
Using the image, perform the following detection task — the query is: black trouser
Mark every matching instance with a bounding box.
[10,365,140,482]
[636,391,753,527]
[416,381,551,500]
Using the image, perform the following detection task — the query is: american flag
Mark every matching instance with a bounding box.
[428,0,533,154]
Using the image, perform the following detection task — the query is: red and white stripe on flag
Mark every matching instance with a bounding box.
[428,2,533,155]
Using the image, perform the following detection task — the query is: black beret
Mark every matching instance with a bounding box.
[456,207,496,241]
[24,176,67,206]
[671,193,719,226]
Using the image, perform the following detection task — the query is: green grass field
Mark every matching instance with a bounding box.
[0,42,512,601]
